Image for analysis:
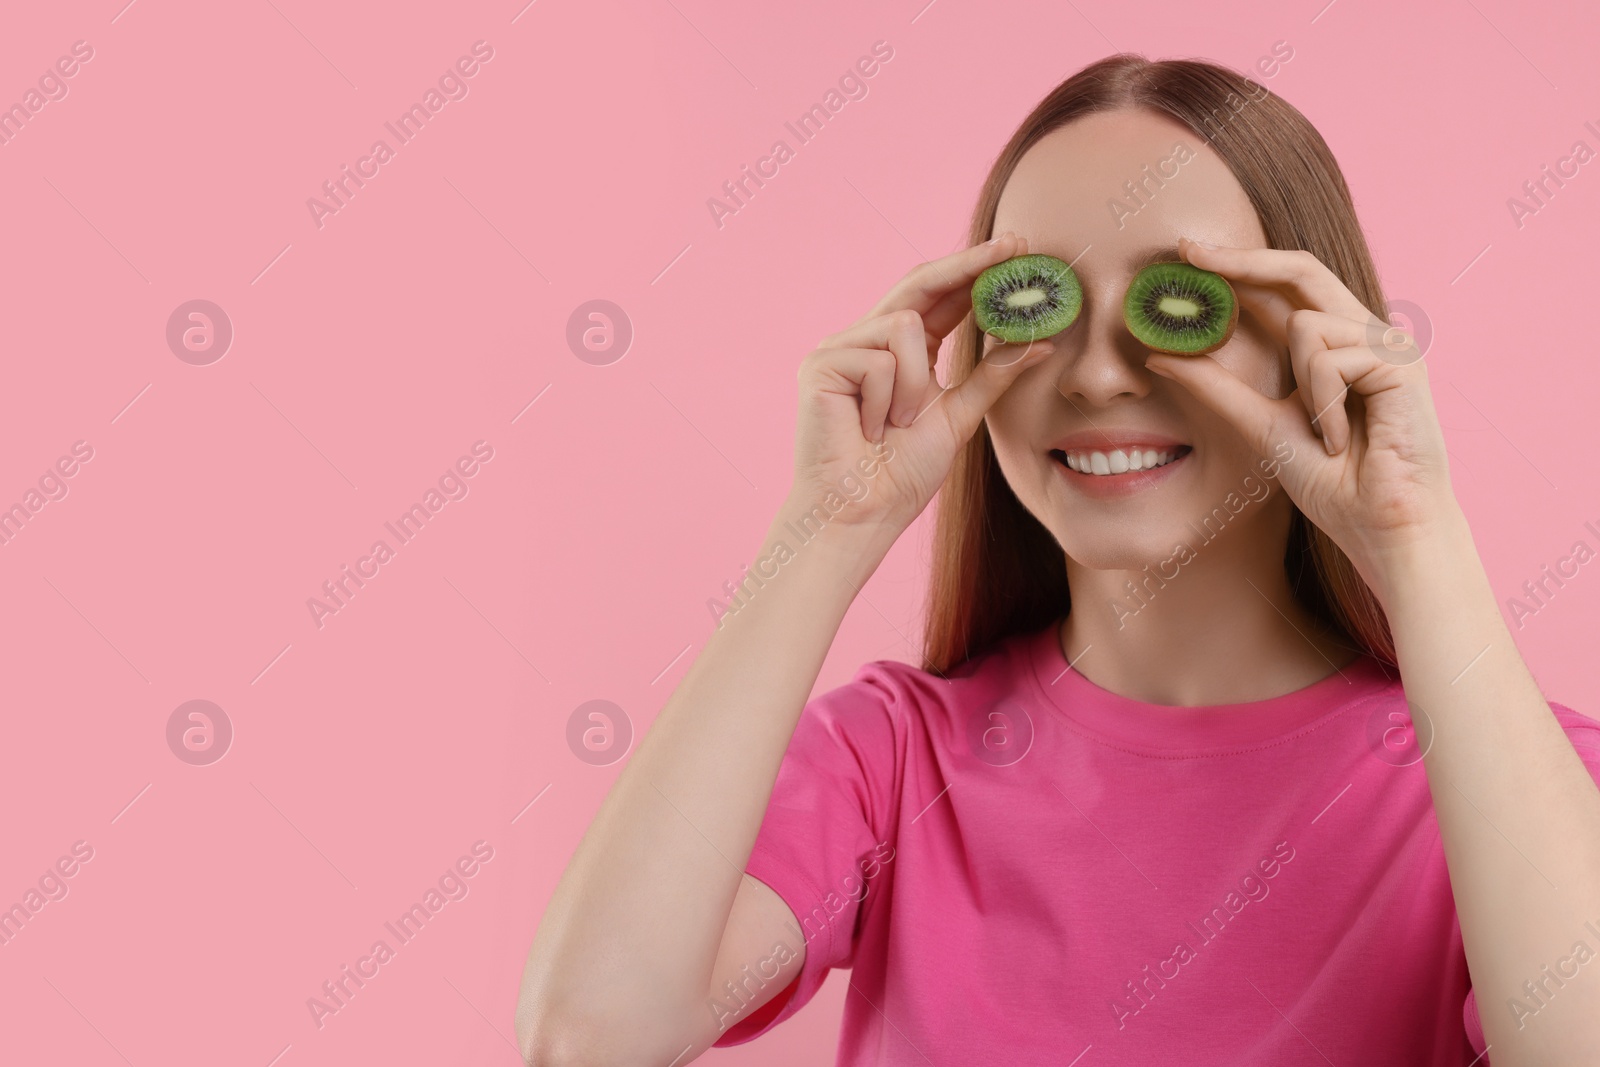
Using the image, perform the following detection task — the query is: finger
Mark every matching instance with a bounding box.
[922,283,986,341]
[812,347,898,442]
[1143,351,1319,465]
[1208,277,1371,354]
[817,309,933,428]
[1205,278,1401,364]
[1224,279,1294,346]
[819,312,942,365]
[1180,239,1377,325]
[853,231,1029,332]
[920,235,1034,337]
[1299,344,1408,455]
[1285,308,1376,432]
[834,326,946,383]
[904,373,951,427]
[934,338,1056,443]
[980,330,1063,366]
[820,321,942,360]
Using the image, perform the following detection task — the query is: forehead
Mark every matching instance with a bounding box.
[993,108,1266,273]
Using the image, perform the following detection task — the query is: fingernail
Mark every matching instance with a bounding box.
[1323,436,1337,456]
[1196,240,1217,250]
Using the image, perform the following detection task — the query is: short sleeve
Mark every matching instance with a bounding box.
[711,661,907,1047]
[1463,702,1600,1061]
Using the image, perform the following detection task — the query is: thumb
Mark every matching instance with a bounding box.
[1144,352,1318,461]
[938,338,1056,442]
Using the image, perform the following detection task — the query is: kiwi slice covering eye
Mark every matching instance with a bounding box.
[972,254,1084,344]
[1123,261,1238,355]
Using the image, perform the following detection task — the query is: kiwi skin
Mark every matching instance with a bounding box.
[971,253,1083,344]
[1124,263,1239,356]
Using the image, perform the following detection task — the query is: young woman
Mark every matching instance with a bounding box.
[515,55,1600,1066]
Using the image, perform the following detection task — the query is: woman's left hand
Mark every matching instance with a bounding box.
[1142,237,1462,595]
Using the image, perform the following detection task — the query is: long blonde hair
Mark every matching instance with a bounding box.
[922,54,1396,674]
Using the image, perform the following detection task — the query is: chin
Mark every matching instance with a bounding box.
[1049,524,1190,572]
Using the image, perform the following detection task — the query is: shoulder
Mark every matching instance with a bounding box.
[802,627,1045,750]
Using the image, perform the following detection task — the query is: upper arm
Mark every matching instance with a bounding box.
[558,668,901,1064]
[516,871,804,1067]
[676,871,806,1061]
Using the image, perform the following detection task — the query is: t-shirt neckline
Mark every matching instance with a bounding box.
[1026,618,1398,756]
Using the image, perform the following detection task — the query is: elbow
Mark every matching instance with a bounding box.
[516,955,588,1067]
[518,1008,698,1067]
[514,1013,573,1067]
[517,958,689,1067]
[515,1003,576,1067]
[515,1003,619,1067]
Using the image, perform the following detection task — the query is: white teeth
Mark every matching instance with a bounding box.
[1060,447,1182,476]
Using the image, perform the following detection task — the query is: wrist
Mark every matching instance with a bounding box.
[1359,504,1483,613]
[704,504,897,638]
[765,495,903,586]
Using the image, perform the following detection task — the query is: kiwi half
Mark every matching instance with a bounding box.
[972,254,1083,343]
[1123,262,1238,355]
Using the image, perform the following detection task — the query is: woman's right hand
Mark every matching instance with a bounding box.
[789,231,1058,533]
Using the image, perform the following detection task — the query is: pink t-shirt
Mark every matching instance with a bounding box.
[711,619,1600,1064]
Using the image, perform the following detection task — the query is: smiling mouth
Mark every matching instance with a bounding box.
[1050,445,1192,476]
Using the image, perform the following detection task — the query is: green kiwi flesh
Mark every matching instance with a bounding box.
[972,254,1083,344]
[1123,261,1238,355]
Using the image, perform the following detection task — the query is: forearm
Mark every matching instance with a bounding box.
[1371,509,1600,1063]
[518,498,900,1037]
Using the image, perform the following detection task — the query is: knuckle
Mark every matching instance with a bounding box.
[894,308,924,332]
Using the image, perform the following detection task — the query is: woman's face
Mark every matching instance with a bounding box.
[984,107,1294,572]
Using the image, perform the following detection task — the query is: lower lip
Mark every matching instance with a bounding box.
[1053,449,1190,498]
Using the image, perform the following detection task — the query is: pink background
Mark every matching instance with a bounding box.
[2,0,1597,1063]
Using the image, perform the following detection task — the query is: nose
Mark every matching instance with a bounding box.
[1052,281,1157,405]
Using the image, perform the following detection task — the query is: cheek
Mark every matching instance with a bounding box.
[1216,334,1290,401]
[1264,347,1293,398]
[984,368,1050,458]
[983,385,1050,491]
[982,371,1024,437]
[984,412,1026,474]
[1214,310,1287,388]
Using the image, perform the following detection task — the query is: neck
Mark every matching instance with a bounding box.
[1059,512,1362,706]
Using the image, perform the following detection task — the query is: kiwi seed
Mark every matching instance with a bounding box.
[1123,261,1238,356]
[972,254,1083,344]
